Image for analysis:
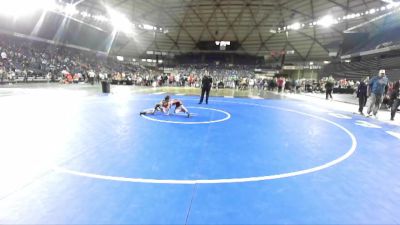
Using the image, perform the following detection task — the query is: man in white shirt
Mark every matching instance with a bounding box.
[1,51,7,60]
[88,70,95,85]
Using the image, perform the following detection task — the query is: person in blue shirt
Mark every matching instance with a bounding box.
[367,69,389,118]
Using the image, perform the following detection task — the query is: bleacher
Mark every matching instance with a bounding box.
[344,26,400,55]
[323,53,400,81]
[323,23,400,81]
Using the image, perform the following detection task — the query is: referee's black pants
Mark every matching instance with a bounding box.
[391,99,400,120]
[358,95,367,113]
[199,87,211,104]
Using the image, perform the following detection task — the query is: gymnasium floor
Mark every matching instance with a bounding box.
[0,84,400,224]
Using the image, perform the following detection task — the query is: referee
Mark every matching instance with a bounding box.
[198,73,212,104]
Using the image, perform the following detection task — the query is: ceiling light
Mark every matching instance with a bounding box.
[387,2,400,9]
[93,15,108,22]
[290,22,301,30]
[317,15,336,27]
[286,50,295,55]
[143,24,154,30]
[80,11,90,18]
[65,3,78,15]
[106,6,133,34]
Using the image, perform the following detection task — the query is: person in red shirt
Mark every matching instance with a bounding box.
[65,73,73,84]
[277,77,285,93]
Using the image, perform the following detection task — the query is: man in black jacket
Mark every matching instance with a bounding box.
[390,80,400,121]
[357,80,368,115]
[325,79,334,100]
[199,74,212,104]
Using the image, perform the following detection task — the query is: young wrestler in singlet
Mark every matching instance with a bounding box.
[140,95,171,115]
[170,98,190,117]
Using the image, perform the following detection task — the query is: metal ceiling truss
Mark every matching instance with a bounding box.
[82,0,388,61]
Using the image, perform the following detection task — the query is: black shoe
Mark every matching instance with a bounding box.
[206,102,208,104]
[391,118,394,121]
[198,102,202,104]
[187,113,191,118]
[140,112,145,116]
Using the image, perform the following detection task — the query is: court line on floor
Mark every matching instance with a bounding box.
[152,92,166,95]
[54,99,357,184]
[248,95,263,99]
[386,131,400,140]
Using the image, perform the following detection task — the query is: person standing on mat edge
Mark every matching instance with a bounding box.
[325,76,334,100]
[199,72,212,104]
[356,78,368,115]
[390,80,400,121]
[367,69,388,118]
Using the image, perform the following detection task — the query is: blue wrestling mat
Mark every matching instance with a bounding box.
[0,93,399,224]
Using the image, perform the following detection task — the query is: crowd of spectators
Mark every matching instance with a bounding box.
[0,34,143,83]
[1,34,399,120]
[0,35,256,87]
[0,34,358,94]
[1,34,398,102]
[0,35,310,91]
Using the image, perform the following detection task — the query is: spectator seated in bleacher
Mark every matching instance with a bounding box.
[63,73,73,84]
